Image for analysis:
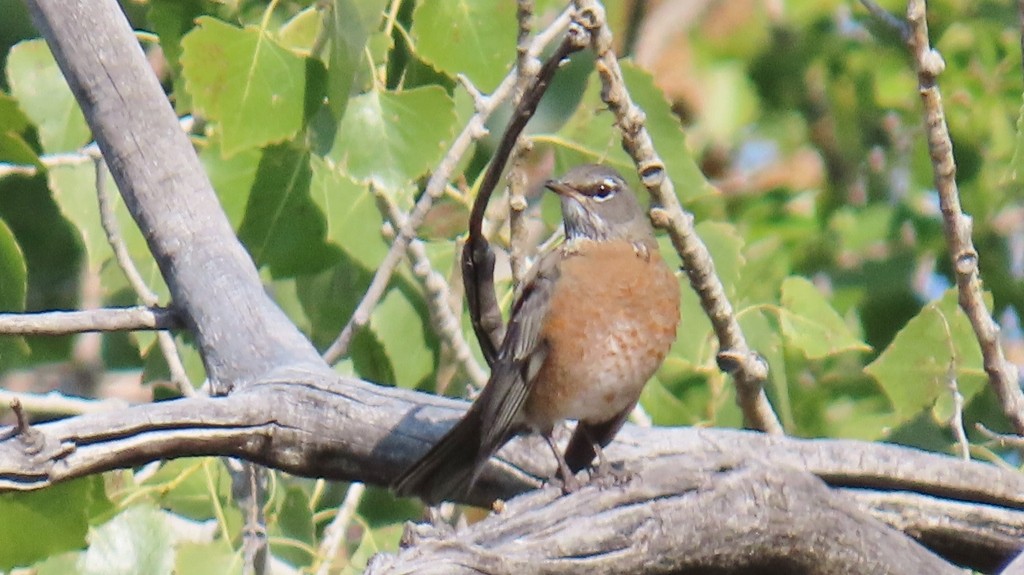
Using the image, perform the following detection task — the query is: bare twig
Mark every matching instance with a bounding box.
[321,9,573,365]
[314,482,366,575]
[0,117,195,179]
[0,389,127,416]
[858,0,910,40]
[95,159,195,397]
[507,141,532,287]
[0,306,180,335]
[573,0,782,434]
[462,27,588,365]
[375,190,488,388]
[904,0,1024,437]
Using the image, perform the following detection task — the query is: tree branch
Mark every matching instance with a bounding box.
[0,306,180,335]
[25,0,326,389]
[903,0,1024,437]
[370,462,962,574]
[0,379,1021,570]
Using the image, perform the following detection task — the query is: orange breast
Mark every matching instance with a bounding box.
[522,240,680,433]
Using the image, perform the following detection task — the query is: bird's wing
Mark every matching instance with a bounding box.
[474,248,563,455]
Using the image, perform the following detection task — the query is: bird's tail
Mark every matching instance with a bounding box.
[392,411,486,504]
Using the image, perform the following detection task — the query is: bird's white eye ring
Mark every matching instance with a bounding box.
[592,178,617,202]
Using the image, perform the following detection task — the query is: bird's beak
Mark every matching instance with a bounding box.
[544,180,585,203]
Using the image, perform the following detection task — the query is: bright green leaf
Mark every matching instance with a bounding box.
[411,0,515,92]
[309,156,388,269]
[370,288,434,388]
[175,543,240,575]
[329,86,457,190]
[865,289,988,421]
[778,276,870,359]
[6,39,90,153]
[0,478,95,570]
[79,506,174,575]
[181,17,311,156]
[0,218,26,311]
[0,91,40,166]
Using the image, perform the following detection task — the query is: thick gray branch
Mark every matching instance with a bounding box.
[0,379,1021,570]
[24,0,326,388]
[370,463,959,575]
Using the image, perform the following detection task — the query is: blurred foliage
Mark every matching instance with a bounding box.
[1,0,1023,571]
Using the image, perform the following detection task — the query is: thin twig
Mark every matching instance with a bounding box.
[375,190,488,388]
[0,306,180,334]
[507,141,532,287]
[904,0,1024,437]
[858,0,910,41]
[321,9,573,365]
[0,117,195,178]
[314,482,366,575]
[0,389,126,415]
[95,159,195,397]
[574,0,782,434]
[936,308,970,460]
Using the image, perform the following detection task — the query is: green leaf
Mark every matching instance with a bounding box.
[370,288,434,388]
[0,217,27,311]
[278,6,322,54]
[329,86,457,190]
[0,91,40,166]
[738,306,788,429]
[200,141,261,230]
[48,164,167,299]
[865,289,988,421]
[237,145,341,277]
[141,459,238,529]
[180,17,312,156]
[694,221,745,298]
[326,0,388,119]
[270,486,315,567]
[175,543,239,575]
[79,505,175,575]
[778,276,870,359]
[621,63,716,204]
[548,62,715,204]
[0,478,96,570]
[6,39,90,153]
[339,523,405,575]
[309,156,389,269]
[411,0,516,92]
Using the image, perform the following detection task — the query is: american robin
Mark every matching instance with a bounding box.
[393,164,680,503]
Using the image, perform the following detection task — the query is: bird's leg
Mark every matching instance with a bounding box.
[543,434,581,493]
[579,425,631,486]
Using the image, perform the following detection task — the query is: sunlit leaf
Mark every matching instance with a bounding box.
[778,276,871,359]
[6,39,90,153]
[865,289,987,421]
[411,0,516,92]
[329,86,457,190]
[181,17,317,156]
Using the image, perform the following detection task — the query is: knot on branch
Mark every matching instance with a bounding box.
[716,349,769,381]
[638,161,666,188]
[921,49,945,76]
[954,250,978,276]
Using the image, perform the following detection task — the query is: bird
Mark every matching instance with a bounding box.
[392,164,680,504]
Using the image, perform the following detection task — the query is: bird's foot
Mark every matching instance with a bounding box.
[589,460,633,488]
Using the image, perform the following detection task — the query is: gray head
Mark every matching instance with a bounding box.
[544,164,654,243]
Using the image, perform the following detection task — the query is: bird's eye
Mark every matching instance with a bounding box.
[592,178,618,202]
